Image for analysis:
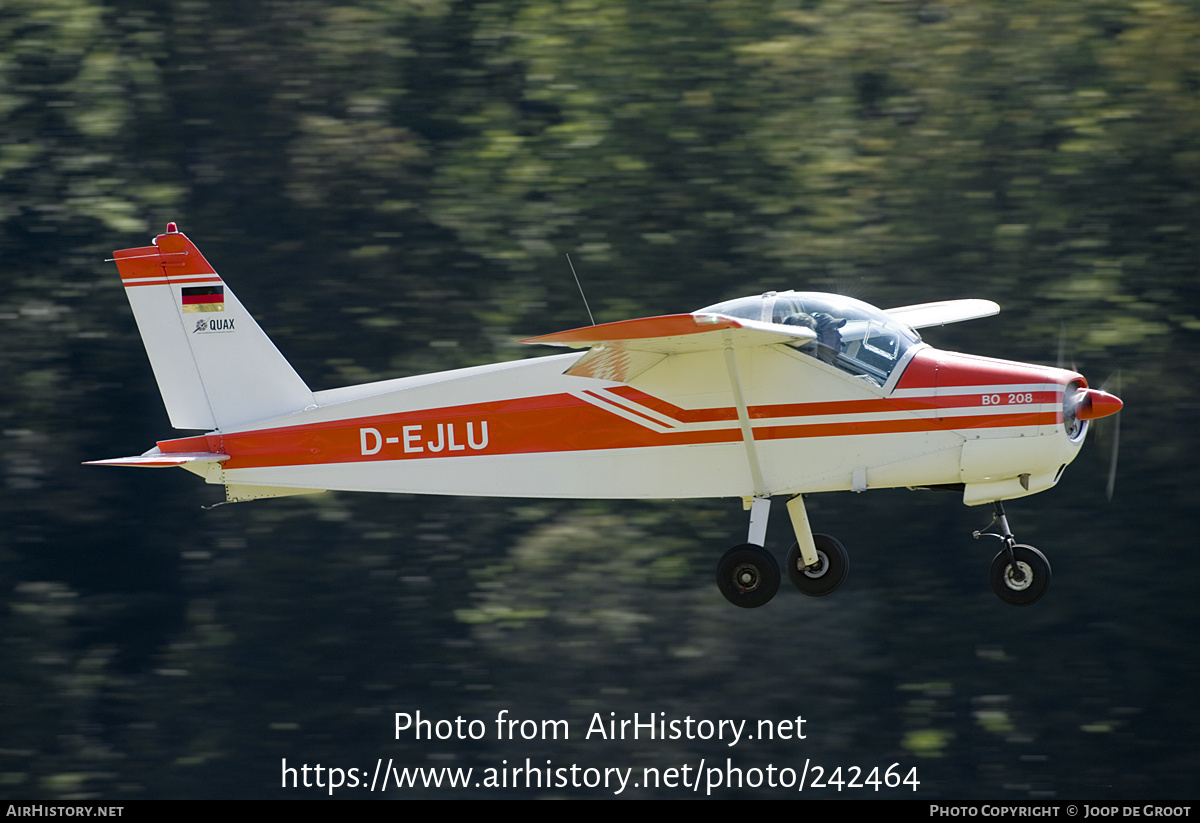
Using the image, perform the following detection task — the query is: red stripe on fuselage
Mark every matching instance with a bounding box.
[157,387,1063,472]
[609,386,736,423]
[610,383,1059,422]
[755,411,1059,442]
[582,390,675,428]
[159,393,741,470]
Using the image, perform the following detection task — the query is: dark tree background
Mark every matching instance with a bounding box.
[1,0,1196,798]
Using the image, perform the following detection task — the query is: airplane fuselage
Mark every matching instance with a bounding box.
[158,342,1087,506]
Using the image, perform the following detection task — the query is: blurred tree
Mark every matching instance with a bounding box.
[1,0,1197,799]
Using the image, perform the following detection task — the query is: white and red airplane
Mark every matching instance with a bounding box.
[89,224,1122,607]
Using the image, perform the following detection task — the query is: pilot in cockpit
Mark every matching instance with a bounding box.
[811,312,847,365]
[774,307,845,365]
[702,291,918,387]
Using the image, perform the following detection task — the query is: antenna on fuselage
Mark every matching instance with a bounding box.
[566,252,596,326]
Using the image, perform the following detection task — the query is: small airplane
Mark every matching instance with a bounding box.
[89,224,1122,607]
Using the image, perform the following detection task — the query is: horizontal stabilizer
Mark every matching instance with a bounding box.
[885,299,1000,329]
[84,451,228,469]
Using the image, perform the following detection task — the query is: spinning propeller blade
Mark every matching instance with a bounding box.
[1103,371,1122,501]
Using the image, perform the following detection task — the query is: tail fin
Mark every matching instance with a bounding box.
[113,223,314,430]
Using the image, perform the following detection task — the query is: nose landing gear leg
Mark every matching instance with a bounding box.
[974,501,1051,606]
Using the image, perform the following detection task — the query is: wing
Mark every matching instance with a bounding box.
[521,313,816,382]
[885,299,999,329]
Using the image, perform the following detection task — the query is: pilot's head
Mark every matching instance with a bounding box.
[811,312,846,363]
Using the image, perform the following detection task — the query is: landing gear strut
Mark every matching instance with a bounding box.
[974,501,1051,606]
[715,495,850,608]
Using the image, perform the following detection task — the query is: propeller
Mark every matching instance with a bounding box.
[1102,371,1121,501]
[1063,376,1123,499]
[1057,319,1122,499]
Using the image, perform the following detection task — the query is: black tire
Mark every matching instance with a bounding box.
[989,545,1051,606]
[716,544,780,608]
[786,534,849,597]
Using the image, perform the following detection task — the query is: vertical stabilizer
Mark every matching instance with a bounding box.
[113,224,314,430]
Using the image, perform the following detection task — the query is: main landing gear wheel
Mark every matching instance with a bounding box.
[716,544,780,608]
[989,545,1051,606]
[786,534,849,597]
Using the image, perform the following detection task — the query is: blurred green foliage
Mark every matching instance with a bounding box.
[0,0,1196,798]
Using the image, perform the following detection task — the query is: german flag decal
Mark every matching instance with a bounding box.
[182,285,224,313]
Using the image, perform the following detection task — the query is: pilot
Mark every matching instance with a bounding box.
[777,311,820,356]
[811,312,846,365]
[779,310,816,331]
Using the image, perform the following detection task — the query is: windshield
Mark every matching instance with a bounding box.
[697,291,922,385]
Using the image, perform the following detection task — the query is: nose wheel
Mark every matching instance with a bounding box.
[989,545,1051,605]
[975,501,1052,606]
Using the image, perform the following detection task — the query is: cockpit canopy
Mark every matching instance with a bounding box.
[696,291,923,385]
